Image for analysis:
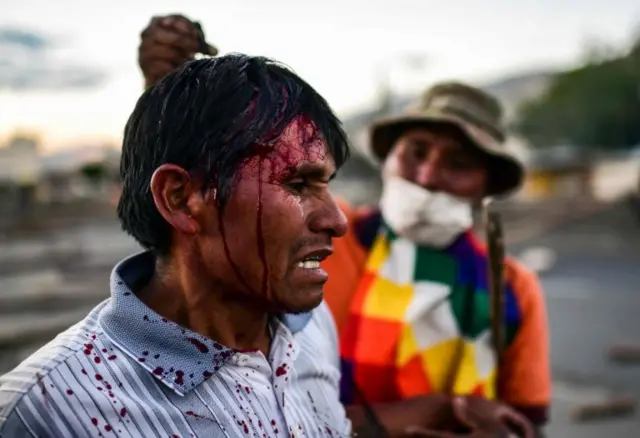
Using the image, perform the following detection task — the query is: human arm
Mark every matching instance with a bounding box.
[0,408,37,438]
[499,260,551,431]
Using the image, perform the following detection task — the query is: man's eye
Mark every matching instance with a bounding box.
[448,159,477,170]
[407,143,427,160]
[287,180,309,193]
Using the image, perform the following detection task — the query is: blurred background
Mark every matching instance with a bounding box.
[1,0,640,436]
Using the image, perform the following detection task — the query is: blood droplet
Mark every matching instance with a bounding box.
[187,338,209,353]
[275,364,287,376]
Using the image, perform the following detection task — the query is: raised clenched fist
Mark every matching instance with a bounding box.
[138,14,217,88]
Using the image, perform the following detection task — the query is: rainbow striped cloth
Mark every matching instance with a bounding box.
[340,227,521,404]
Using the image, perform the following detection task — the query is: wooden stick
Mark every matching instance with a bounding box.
[484,199,506,399]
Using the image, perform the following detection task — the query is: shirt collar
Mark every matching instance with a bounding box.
[98,251,313,395]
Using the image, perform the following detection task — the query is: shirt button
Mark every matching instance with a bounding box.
[235,355,249,366]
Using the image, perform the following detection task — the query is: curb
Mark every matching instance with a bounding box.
[505,203,612,245]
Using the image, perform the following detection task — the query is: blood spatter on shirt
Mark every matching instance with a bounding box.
[275,364,287,376]
[174,370,185,385]
[36,373,50,407]
[120,408,127,417]
[237,420,249,434]
[187,337,209,353]
[185,410,202,419]
[107,355,117,361]
[152,367,164,376]
[66,389,73,395]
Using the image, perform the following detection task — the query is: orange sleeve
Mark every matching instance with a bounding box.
[499,258,551,423]
[321,198,370,335]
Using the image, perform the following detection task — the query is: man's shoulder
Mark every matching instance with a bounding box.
[0,302,108,427]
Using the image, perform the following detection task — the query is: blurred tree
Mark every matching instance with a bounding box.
[514,31,640,150]
[80,162,108,186]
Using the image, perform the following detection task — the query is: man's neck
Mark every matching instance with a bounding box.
[137,256,272,355]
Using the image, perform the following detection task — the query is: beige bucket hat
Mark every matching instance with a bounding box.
[369,82,524,196]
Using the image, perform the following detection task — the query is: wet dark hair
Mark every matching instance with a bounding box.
[117,54,350,254]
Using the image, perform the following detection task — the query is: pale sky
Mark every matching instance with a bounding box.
[1,0,638,151]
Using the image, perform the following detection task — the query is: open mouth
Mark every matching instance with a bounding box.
[295,248,332,269]
[296,258,322,269]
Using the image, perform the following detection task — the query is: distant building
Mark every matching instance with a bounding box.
[38,144,120,203]
[0,135,42,186]
[0,136,42,225]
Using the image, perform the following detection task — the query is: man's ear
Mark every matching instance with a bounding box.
[150,164,205,235]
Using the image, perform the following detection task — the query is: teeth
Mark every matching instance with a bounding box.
[297,260,321,269]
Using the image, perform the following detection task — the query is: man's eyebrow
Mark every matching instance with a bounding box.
[407,137,430,146]
[287,163,336,180]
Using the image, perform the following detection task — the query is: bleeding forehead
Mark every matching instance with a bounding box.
[259,116,333,174]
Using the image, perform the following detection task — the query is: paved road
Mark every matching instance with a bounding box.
[509,202,640,437]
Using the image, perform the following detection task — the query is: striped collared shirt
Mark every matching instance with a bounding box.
[0,252,351,437]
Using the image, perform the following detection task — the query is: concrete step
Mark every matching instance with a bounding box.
[0,306,96,351]
[0,282,108,314]
[0,343,46,375]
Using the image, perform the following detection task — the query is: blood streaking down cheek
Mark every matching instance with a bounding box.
[216,116,327,300]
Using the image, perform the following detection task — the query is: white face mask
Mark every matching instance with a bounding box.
[379,176,474,248]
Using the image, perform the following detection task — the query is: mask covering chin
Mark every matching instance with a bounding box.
[379,176,474,248]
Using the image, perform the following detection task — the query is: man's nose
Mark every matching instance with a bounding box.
[308,195,348,238]
[413,159,444,192]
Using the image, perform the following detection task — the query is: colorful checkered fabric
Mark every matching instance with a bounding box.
[339,228,521,404]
